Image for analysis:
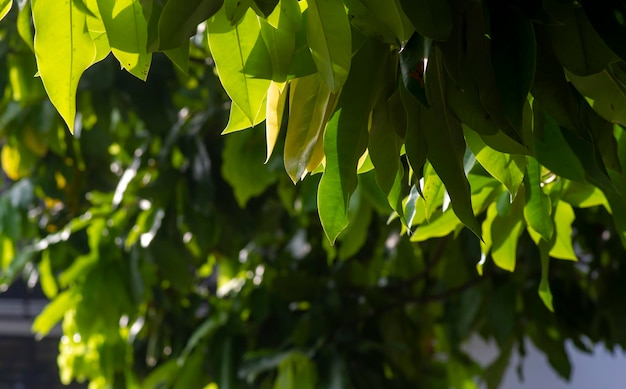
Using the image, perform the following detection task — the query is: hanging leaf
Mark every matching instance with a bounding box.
[580,1,626,59]
[97,0,152,80]
[16,0,33,52]
[489,1,536,131]
[399,33,430,106]
[0,0,11,22]
[567,68,626,127]
[421,162,444,221]
[549,201,577,261]
[259,14,296,81]
[155,0,223,50]
[398,0,452,41]
[284,74,336,183]
[253,0,279,17]
[344,0,399,45]
[222,125,280,207]
[208,7,271,128]
[224,0,252,25]
[305,0,351,92]
[318,38,388,243]
[465,129,525,199]
[401,82,428,187]
[33,0,97,132]
[84,0,111,64]
[523,157,554,241]
[265,81,288,162]
[531,107,586,182]
[544,5,619,76]
[368,96,406,219]
[537,239,554,311]
[491,190,525,272]
[344,0,407,46]
[464,1,521,142]
[420,47,481,238]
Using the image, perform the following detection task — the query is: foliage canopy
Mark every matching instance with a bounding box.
[0,0,625,387]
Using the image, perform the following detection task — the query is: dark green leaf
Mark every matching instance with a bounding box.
[398,0,452,41]
[156,0,223,50]
[317,38,389,243]
[420,47,481,238]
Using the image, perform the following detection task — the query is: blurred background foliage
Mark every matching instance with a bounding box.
[0,1,625,388]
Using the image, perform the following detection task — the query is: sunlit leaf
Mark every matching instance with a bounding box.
[32,290,79,336]
[265,81,288,162]
[32,0,97,132]
[305,0,351,92]
[97,0,152,80]
[466,129,525,199]
[284,74,336,182]
[550,201,577,261]
[0,0,11,22]
[491,191,525,272]
[208,7,271,128]
[524,157,554,241]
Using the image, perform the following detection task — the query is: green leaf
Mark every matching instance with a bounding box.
[421,47,481,238]
[344,0,407,46]
[465,129,525,199]
[318,38,388,243]
[398,0,452,41]
[97,0,152,80]
[84,0,112,63]
[338,191,372,260]
[222,124,280,207]
[421,162,444,221]
[531,108,586,182]
[561,180,609,209]
[580,0,626,60]
[489,2,536,131]
[462,1,521,142]
[32,0,97,132]
[208,7,271,127]
[537,239,554,311]
[16,0,33,52]
[399,33,430,106]
[223,100,267,134]
[567,68,626,127]
[0,0,11,22]
[225,0,252,25]
[259,9,296,81]
[274,352,318,389]
[491,191,525,272]
[305,0,351,92]
[523,157,554,241]
[38,250,58,299]
[267,0,300,31]
[544,5,619,76]
[550,201,577,261]
[284,73,336,183]
[164,39,190,73]
[32,290,79,337]
[344,0,398,45]
[253,0,279,17]
[411,208,461,242]
[401,82,427,184]
[368,96,405,219]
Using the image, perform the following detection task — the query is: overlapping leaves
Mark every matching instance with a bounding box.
[13,0,626,307]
